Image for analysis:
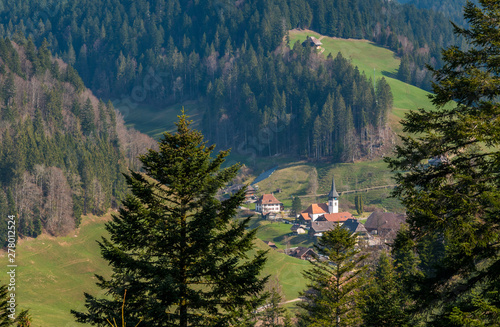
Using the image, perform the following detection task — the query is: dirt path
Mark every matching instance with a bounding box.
[281,297,304,304]
[256,298,304,312]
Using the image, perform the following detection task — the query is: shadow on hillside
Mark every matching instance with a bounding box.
[382,70,398,79]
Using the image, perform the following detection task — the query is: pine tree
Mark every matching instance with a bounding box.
[362,252,409,327]
[80,98,96,135]
[291,196,302,218]
[397,55,411,83]
[259,278,288,327]
[385,0,500,324]
[2,72,15,107]
[72,113,268,326]
[297,224,368,327]
[0,284,10,326]
[355,195,364,215]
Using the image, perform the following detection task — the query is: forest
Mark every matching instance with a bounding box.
[202,44,393,161]
[0,0,462,159]
[0,37,155,240]
[395,0,473,27]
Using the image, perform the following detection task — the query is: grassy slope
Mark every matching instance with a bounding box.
[14,214,112,327]
[114,100,203,139]
[11,214,309,326]
[289,29,434,119]
[251,239,310,301]
[252,159,402,212]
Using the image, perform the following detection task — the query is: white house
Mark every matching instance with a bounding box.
[255,194,283,213]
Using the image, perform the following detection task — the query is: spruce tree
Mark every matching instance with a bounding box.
[297,224,367,327]
[362,252,409,327]
[72,113,268,326]
[259,278,288,327]
[385,0,500,324]
[291,196,302,218]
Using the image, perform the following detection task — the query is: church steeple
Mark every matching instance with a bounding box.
[328,176,339,213]
[328,176,339,200]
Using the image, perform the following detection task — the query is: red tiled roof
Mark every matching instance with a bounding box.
[302,203,329,215]
[300,212,311,221]
[256,194,282,205]
[321,212,354,222]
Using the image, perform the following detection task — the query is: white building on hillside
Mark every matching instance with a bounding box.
[255,194,283,213]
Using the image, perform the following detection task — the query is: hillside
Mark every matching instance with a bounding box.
[0,0,463,162]
[289,30,434,117]
[247,159,402,213]
[0,0,457,100]
[14,215,112,327]
[0,38,155,242]
[12,214,309,326]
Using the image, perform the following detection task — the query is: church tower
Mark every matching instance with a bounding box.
[328,176,339,214]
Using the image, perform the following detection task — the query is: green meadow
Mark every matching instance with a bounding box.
[14,215,112,327]
[11,213,309,326]
[114,100,203,139]
[250,159,402,212]
[289,29,435,117]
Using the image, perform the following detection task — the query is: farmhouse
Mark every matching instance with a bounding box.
[225,184,257,202]
[302,36,323,49]
[365,212,406,237]
[289,247,317,260]
[309,221,337,237]
[342,218,369,237]
[255,193,284,213]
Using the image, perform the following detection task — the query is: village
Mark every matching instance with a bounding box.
[226,175,406,261]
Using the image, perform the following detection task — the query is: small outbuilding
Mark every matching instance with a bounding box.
[302,36,323,49]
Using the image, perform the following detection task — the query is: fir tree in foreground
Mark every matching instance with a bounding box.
[362,252,409,327]
[297,224,367,327]
[386,0,500,324]
[72,113,268,326]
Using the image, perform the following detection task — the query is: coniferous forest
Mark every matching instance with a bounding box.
[0,0,498,325]
[0,38,155,241]
[0,0,463,160]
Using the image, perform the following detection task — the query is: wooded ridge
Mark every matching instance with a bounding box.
[0,38,155,241]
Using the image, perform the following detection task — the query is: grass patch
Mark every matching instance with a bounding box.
[289,29,435,113]
[14,214,113,327]
[253,162,315,200]
[251,219,315,251]
[13,213,310,326]
[251,240,310,301]
[114,100,202,139]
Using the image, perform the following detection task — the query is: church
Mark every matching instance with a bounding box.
[299,176,354,224]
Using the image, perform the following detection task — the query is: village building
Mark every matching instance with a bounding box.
[255,193,284,213]
[302,36,323,49]
[288,247,317,260]
[245,185,257,201]
[291,224,307,235]
[364,212,406,238]
[342,218,369,237]
[263,241,278,250]
[224,184,257,202]
[299,177,354,224]
[309,221,337,237]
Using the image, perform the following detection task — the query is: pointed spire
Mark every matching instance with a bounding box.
[328,176,339,199]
